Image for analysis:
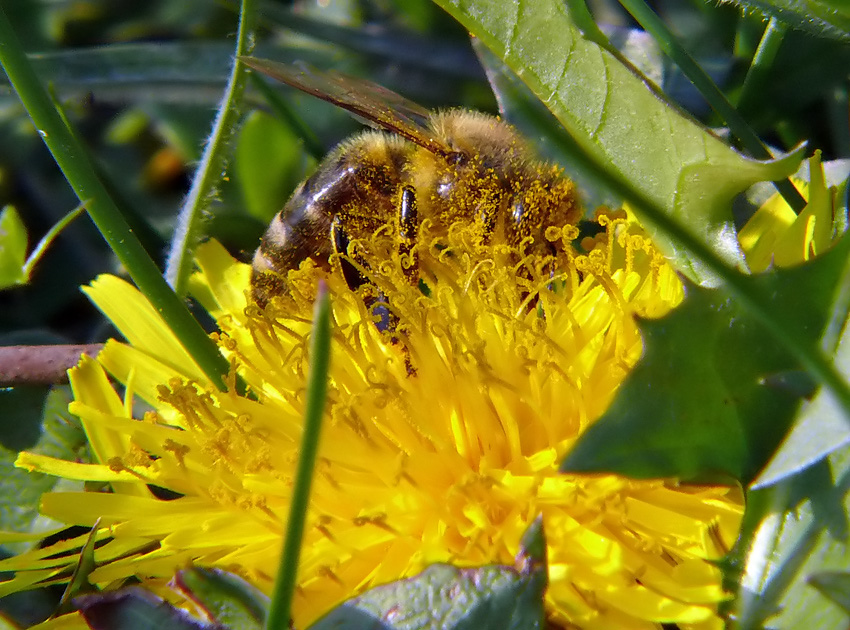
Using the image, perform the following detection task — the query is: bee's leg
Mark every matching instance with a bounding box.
[398,185,418,284]
[331,214,368,293]
[478,201,498,243]
[393,186,419,375]
[331,215,395,334]
[507,195,549,312]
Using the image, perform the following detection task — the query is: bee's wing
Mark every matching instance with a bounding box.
[241,57,451,155]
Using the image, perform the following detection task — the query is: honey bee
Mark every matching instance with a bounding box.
[241,58,581,307]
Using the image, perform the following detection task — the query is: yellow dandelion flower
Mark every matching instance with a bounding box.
[2,210,742,629]
[739,152,842,271]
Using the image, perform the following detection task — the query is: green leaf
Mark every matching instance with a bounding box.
[727,157,850,487]
[518,516,546,568]
[0,387,87,539]
[731,287,850,625]
[174,567,268,630]
[754,305,850,487]
[76,588,220,630]
[729,450,850,629]
[56,521,100,614]
[0,386,47,453]
[561,233,850,483]
[721,0,850,42]
[432,0,803,285]
[308,540,547,630]
[234,110,313,222]
[0,205,28,288]
[0,202,85,291]
[808,571,850,615]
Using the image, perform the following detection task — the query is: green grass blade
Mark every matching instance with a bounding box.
[265,284,332,630]
[737,16,787,113]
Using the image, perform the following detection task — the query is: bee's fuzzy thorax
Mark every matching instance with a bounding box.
[430,109,529,164]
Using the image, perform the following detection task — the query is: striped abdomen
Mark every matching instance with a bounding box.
[251,132,408,305]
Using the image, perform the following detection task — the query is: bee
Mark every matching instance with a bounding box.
[241,58,581,308]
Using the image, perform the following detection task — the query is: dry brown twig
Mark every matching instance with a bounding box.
[0,344,105,386]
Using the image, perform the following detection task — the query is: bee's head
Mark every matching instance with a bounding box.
[433,110,528,169]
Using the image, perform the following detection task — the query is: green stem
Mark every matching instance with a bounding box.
[737,17,786,113]
[266,285,331,630]
[0,7,228,390]
[617,0,807,214]
[165,0,257,294]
